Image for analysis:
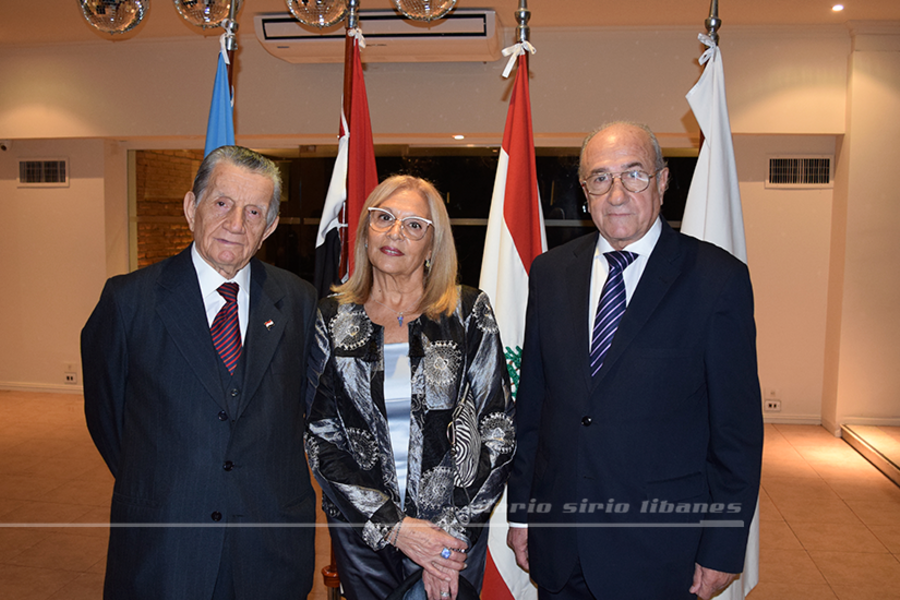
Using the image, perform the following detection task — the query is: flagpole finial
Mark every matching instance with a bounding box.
[348,0,360,30]
[705,0,721,44]
[516,0,530,44]
[221,0,239,52]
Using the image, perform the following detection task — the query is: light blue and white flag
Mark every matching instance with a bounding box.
[204,35,235,157]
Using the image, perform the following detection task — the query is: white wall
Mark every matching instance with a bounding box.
[823,24,900,431]
[0,22,894,429]
[0,26,851,143]
[0,139,111,392]
[736,135,835,423]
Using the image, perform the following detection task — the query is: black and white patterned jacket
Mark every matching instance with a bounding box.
[305,286,515,550]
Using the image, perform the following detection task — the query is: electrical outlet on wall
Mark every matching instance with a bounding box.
[763,387,782,412]
[63,361,79,385]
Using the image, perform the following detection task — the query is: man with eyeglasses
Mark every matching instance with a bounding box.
[507,122,762,600]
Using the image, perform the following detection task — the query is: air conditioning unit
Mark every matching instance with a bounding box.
[253,9,501,64]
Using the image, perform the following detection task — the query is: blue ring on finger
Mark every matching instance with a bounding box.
[441,547,452,559]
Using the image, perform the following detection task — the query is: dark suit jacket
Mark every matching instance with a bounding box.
[82,246,317,600]
[507,220,763,598]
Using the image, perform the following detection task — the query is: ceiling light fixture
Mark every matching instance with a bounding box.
[286,0,349,28]
[174,0,243,29]
[453,135,465,140]
[832,4,844,12]
[391,0,457,22]
[79,0,149,35]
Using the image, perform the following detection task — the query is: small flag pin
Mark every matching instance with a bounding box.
[264,320,274,330]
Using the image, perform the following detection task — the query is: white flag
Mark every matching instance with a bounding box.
[683,33,759,599]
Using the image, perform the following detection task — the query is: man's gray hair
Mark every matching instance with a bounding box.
[191,146,282,226]
[578,121,667,181]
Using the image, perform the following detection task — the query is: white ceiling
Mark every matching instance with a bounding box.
[2,0,899,47]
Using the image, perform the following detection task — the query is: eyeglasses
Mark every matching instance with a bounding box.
[581,169,659,196]
[367,207,433,241]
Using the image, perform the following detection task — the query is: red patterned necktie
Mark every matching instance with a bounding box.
[211,282,241,375]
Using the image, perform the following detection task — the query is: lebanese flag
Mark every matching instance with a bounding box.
[478,51,545,600]
[682,33,758,599]
[314,29,378,297]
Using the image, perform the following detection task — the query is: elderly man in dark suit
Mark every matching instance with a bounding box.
[506,122,763,600]
[82,146,317,600]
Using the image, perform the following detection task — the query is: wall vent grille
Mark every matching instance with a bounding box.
[18,159,68,187]
[767,157,832,188]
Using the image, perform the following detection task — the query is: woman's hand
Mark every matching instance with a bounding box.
[393,517,468,582]
[422,568,459,600]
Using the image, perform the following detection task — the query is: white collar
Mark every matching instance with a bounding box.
[191,243,252,298]
[595,216,662,259]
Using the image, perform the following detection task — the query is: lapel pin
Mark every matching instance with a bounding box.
[264,320,274,330]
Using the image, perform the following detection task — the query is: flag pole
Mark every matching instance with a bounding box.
[344,0,359,106]
[705,0,721,45]
[203,2,238,156]
[515,0,530,44]
[698,0,720,150]
[337,0,360,281]
[323,1,359,586]
[515,0,531,72]
[223,1,239,87]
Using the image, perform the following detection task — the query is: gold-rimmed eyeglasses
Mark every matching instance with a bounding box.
[367,207,433,241]
[581,169,660,196]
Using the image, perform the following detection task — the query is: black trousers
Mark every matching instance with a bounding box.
[537,557,598,600]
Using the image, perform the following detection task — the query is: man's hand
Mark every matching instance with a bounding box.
[689,563,736,600]
[506,527,529,572]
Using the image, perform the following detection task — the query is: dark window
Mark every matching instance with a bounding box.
[259,147,696,287]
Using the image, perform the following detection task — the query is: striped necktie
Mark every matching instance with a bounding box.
[590,251,637,378]
[211,282,241,375]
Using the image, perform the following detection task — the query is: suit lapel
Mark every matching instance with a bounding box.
[564,233,598,395]
[591,220,686,388]
[156,247,225,408]
[236,260,285,420]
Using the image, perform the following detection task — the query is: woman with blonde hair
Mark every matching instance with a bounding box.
[306,175,515,600]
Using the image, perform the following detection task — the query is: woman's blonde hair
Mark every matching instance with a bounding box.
[332,175,459,319]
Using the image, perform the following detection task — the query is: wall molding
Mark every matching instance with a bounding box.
[763,415,822,426]
[0,382,83,395]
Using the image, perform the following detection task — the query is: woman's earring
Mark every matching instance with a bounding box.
[425,257,432,271]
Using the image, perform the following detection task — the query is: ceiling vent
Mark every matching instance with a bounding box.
[254,9,501,64]
[18,158,69,188]
[766,157,832,189]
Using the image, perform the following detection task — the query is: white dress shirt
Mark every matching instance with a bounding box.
[191,244,251,342]
[587,217,662,351]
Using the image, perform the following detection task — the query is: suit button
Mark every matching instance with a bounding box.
[230,388,240,397]
[218,410,228,421]
[211,511,222,522]
[223,461,234,471]
[582,416,592,426]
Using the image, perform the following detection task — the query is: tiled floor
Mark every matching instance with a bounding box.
[748,423,900,599]
[0,390,331,600]
[1,390,899,599]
